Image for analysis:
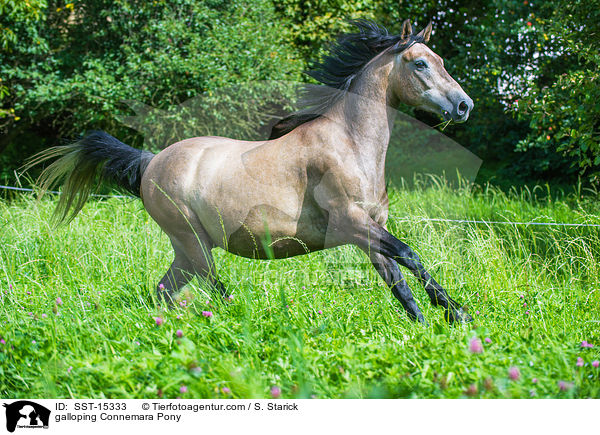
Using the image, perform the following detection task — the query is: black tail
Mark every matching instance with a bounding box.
[23,131,155,223]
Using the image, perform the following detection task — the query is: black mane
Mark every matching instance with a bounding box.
[270,20,427,139]
[308,19,424,96]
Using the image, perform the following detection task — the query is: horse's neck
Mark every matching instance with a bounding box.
[327,58,395,185]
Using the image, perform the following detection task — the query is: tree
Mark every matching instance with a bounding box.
[0,0,47,129]
[275,0,599,186]
[516,0,600,185]
[0,0,300,178]
[2,0,598,187]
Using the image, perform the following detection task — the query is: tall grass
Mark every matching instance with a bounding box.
[0,179,599,398]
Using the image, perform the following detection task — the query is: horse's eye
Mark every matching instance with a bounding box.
[414,60,427,69]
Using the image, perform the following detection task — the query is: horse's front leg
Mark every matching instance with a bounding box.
[370,252,426,323]
[373,225,471,323]
[339,209,471,324]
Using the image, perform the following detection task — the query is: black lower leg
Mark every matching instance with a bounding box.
[157,265,193,306]
[391,241,455,304]
[209,278,229,298]
[372,229,472,323]
[371,253,425,323]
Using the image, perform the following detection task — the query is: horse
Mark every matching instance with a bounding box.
[25,19,474,324]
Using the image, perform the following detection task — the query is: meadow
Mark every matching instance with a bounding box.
[1,179,599,399]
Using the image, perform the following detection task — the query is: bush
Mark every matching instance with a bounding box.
[0,0,300,177]
[516,0,600,184]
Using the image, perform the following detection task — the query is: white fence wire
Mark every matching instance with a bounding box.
[2,184,599,228]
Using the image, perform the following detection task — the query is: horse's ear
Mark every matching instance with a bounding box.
[401,19,413,40]
[417,21,433,43]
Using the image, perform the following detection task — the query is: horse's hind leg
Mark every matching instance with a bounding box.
[157,229,228,306]
[181,232,229,298]
[156,244,197,304]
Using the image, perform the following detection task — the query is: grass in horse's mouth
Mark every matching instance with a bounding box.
[433,118,453,130]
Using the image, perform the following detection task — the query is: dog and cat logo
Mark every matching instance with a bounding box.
[2,401,50,432]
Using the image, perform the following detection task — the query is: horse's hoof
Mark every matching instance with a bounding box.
[416,314,429,326]
[446,307,473,324]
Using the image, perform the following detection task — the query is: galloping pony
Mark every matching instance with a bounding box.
[26,20,474,324]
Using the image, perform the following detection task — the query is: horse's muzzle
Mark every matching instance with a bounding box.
[451,96,474,123]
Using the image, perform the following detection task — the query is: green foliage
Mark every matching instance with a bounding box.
[1,0,599,186]
[276,0,600,186]
[517,0,600,184]
[1,181,599,398]
[0,0,47,126]
[0,0,299,172]
[274,0,377,59]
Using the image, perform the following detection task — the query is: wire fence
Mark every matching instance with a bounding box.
[2,184,599,228]
[388,216,600,228]
[0,184,134,199]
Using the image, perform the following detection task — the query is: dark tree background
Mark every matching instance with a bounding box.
[1,0,599,187]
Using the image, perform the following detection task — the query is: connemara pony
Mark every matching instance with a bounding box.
[26,20,474,324]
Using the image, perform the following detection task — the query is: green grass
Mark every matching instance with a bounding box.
[1,179,599,399]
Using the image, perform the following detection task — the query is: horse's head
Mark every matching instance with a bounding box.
[388,20,473,123]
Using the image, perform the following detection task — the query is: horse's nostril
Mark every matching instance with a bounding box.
[458,100,469,115]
